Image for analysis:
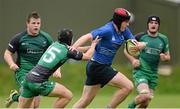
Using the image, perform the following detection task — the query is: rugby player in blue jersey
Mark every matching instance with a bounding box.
[71,8,146,108]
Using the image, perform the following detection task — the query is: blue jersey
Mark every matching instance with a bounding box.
[91,21,135,65]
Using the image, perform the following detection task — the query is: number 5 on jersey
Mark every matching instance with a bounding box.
[43,47,61,63]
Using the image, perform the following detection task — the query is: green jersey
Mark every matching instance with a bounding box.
[26,41,83,82]
[7,30,53,71]
[135,32,169,72]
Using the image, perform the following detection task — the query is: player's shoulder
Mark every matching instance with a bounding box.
[39,30,53,43]
[134,32,147,41]
[39,30,52,37]
[99,22,112,32]
[158,32,168,39]
[91,22,112,36]
[11,31,27,41]
[14,31,26,37]
[135,32,146,37]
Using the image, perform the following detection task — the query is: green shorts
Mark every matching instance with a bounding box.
[133,69,158,90]
[15,69,29,88]
[21,80,55,98]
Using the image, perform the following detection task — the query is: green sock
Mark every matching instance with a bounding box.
[128,101,136,109]
[12,94,20,102]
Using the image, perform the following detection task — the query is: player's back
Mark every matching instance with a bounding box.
[26,42,68,82]
[38,42,68,69]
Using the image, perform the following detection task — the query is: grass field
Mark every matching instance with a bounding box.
[1,64,180,108]
[1,94,180,108]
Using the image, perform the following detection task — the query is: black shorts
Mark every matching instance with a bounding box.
[85,60,118,88]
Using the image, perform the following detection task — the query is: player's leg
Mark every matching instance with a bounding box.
[137,73,157,108]
[47,82,73,108]
[128,83,151,108]
[18,96,34,108]
[73,84,101,108]
[107,72,134,108]
[5,69,23,108]
[138,79,156,108]
[5,89,18,108]
[18,78,40,108]
[31,96,41,108]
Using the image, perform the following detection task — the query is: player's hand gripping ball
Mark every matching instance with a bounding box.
[125,39,140,57]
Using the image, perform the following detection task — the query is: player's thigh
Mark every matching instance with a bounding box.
[133,70,149,87]
[15,69,28,88]
[149,73,158,90]
[108,72,133,89]
[81,85,101,99]
[21,80,39,98]
[18,96,34,108]
[48,82,72,99]
[32,96,41,107]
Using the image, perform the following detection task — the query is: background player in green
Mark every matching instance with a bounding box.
[124,16,171,108]
[4,11,54,108]
[17,28,99,108]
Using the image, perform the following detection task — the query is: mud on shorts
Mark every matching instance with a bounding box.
[21,80,55,98]
[85,60,118,88]
[133,69,158,90]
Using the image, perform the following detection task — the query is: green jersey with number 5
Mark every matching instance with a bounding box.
[38,41,68,68]
[26,41,83,82]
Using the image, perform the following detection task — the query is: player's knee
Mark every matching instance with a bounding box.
[67,90,73,100]
[125,81,134,92]
[60,89,73,101]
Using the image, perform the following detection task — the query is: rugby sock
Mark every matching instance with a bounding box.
[128,100,136,109]
[12,94,19,102]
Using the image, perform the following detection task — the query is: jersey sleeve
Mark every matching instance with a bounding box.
[67,49,83,60]
[122,27,135,40]
[134,32,146,41]
[91,26,110,40]
[7,33,22,53]
[40,30,54,46]
[162,36,170,53]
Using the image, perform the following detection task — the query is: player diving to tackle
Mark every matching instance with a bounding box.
[17,28,100,108]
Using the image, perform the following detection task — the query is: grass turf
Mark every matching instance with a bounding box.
[1,94,180,108]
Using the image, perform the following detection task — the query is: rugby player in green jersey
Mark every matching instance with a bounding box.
[4,11,54,108]
[124,16,171,108]
[17,28,99,108]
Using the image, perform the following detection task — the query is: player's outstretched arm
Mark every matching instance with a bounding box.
[71,33,93,50]
[82,36,100,60]
[77,46,91,52]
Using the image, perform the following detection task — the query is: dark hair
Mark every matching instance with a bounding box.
[26,11,40,23]
[147,16,160,25]
[58,28,73,46]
